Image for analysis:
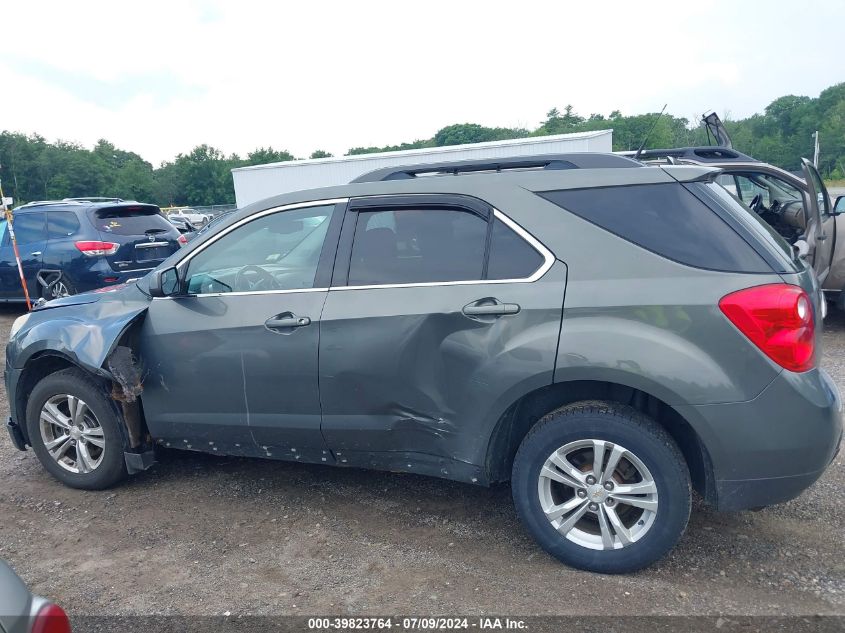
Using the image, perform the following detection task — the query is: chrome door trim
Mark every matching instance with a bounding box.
[333,208,555,291]
[176,198,349,272]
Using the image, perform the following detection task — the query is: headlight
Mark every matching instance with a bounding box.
[9,313,31,339]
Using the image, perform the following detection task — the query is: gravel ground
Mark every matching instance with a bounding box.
[0,305,842,617]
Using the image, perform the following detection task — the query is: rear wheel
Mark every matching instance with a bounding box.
[41,276,75,300]
[512,402,690,573]
[26,369,127,490]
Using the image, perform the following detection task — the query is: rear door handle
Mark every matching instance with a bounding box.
[30,251,42,257]
[462,298,520,320]
[264,312,311,332]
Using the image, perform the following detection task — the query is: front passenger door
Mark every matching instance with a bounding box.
[140,201,344,461]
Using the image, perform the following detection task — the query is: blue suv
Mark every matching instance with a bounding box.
[0,198,184,301]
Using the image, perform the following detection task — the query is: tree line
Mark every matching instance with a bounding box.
[2,82,843,208]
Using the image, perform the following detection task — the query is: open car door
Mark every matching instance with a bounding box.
[801,157,834,285]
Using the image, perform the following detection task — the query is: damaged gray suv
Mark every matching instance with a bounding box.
[5,154,842,573]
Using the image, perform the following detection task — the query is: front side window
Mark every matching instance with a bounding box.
[348,208,488,286]
[186,205,335,294]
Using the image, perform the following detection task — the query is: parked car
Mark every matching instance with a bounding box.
[173,208,210,228]
[0,560,71,633]
[0,200,186,302]
[629,114,845,309]
[5,154,841,573]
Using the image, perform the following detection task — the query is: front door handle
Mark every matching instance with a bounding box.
[462,298,520,321]
[265,312,311,332]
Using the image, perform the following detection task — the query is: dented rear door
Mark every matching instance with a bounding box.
[318,197,565,478]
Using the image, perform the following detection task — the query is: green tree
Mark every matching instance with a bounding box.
[309,150,333,159]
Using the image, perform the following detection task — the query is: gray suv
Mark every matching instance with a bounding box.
[4,154,842,573]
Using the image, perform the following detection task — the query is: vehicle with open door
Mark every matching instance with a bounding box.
[631,113,841,310]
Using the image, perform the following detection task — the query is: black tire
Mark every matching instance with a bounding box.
[41,276,75,300]
[511,401,690,573]
[26,368,128,490]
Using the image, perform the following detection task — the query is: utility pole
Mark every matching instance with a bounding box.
[813,131,820,168]
[0,162,33,310]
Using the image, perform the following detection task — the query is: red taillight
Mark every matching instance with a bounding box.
[177,234,188,246]
[719,283,815,372]
[74,241,119,256]
[32,603,71,633]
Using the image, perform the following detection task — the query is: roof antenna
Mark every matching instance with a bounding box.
[633,104,667,161]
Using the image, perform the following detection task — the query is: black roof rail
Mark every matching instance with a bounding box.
[351,153,641,183]
[619,146,758,164]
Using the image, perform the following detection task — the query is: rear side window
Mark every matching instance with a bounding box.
[90,206,173,236]
[538,183,771,273]
[487,218,544,280]
[47,211,81,238]
[348,209,488,285]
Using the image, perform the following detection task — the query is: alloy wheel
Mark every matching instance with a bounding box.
[537,439,658,550]
[39,394,106,474]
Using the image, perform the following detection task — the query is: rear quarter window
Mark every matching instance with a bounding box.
[90,206,173,236]
[538,183,772,273]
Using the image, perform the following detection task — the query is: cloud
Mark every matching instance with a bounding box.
[3,0,844,164]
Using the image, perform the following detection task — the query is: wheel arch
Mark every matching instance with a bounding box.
[484,379,716,504]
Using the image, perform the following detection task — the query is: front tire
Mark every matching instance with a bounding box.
[511,402,690,573]
[26,368,128,490]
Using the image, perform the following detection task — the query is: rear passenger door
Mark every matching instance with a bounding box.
[318,195,567,477]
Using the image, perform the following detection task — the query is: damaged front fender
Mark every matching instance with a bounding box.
[7,284,151,376]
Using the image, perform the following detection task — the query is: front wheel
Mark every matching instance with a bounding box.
[511,402,691,573]
[26,368,128,490]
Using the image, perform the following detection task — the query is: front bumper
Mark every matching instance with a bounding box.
[676,367,842,511]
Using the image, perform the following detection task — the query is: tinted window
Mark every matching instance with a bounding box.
[348,209,487,285]
[47,211,81,238]
[91,206,173,236]
[487,218,544,280]
[539,183,770,273]
[186,205,335,294]
[12,213,46,244]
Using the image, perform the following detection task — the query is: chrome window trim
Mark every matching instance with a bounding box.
[161,199,554,299]
[334,208,555,291]
[168,198,347,298]
[135,241,171,249]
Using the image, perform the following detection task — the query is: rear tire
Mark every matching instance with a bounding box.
[26,368,128,490]
[41,276,75,300]
[511,401,690,573]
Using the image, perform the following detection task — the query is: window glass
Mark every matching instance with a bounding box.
[715,174,738,197]
[487,218,544,280]
[91,206,173,236]
[0,219,7,245]
[47,211,81,238]
[734,175,770,206]
[11,213,46,244]
[805,164,831,214]
[348,208,487,285]
[186,205,335,294]
[539,183,770,273]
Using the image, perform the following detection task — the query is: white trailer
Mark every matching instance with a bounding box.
[231,129,612,208]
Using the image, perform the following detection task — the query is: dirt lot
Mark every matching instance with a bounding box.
[0,305,842,618]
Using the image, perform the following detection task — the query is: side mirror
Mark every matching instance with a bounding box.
[148,266,181,297]
[835,195,845,214]
[793,239,810,260]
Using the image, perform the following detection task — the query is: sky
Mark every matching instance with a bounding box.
[2,0,843,165]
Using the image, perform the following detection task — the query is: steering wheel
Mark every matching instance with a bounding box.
[748,193,763,212]
[234,265,280,292]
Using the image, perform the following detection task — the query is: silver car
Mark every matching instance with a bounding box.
[0,561,70,633]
